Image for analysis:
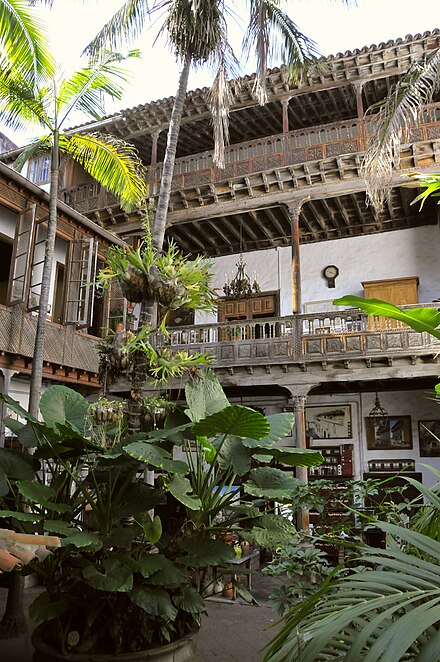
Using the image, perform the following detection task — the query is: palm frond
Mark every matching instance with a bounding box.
[243,0,319,105]
[0,69,52,131]
[362,48,440,210]
[12,137,51,174]
[265,524,440,662]
[209,58,233,169]
[163,0,225,65]
[0,0,54,84]
[60,132,148,212]
[58,52,139,128]
[83,0,149,60]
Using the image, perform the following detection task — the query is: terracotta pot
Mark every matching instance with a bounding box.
[32,625,198,662]
[223,582,234,599]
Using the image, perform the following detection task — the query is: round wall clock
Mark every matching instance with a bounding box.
[323,265,339,288]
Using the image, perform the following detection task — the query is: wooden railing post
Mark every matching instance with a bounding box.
[352,81,366,150]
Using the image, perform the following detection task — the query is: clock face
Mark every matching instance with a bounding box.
[324,265,338,279]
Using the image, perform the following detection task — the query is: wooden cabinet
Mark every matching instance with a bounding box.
[218,293,278,323]
[362,277,419,329]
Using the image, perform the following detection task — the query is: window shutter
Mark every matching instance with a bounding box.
[7,204,37,305]
[64,238,98,328]
[27,222,48,311]
[107,279,127,329]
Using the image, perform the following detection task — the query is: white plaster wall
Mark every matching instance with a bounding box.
[196,246,292,324]
[196,225,439,324]
[300,225,440,308]
[307,389,440,489]
[0,203,18,239]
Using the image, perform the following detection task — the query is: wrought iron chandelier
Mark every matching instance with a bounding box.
[368,391,388,428]
[223,254,261,299]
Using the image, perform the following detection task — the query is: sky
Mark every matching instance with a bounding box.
[4,0,440,146]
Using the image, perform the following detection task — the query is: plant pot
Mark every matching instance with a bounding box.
[223,582,234,599]
[32,625,198,662]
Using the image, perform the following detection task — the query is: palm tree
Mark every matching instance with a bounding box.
[84,0,341,251]
[0,0,54,84]
[0,50,148,419]
[362,48,440,210]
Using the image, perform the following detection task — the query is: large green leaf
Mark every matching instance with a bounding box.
[258,447,324,468]
[0,472,7,497]
[123,441,188,474]
[17,480,55,503]
[192,406,270,440]
[129,585,178,620]
[136,555,189,586]
[178,533,235,566]
[334,295,440,339]
[0,448,35,480]
[172,585,205,614]
[241,413,295,449]
[62,530,102,550]
[142,513,162,545]
[112,483,165,520]
[243,467,302,500]
[101,528,136,549]
[245,514,298,549]
[185,369,229,422]
[83,558,133,592]
[0,510,42,522]
[39,386,89,432]
[168,475,201,510]
[219,437,252,475]
[29,591,69,623]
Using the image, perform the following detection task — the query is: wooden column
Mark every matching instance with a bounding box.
[287,201,304,314]
[352,81,366,150]
[149,130,161,195]
[281,98,290,133]
[292,394,309,532]
[0,368,19,448]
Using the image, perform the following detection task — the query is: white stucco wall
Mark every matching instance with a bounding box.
[197,224,440,324]
[0,203,18,239]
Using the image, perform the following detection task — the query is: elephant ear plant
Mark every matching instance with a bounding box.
[0,372,323,657]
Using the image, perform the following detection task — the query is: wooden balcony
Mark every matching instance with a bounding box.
[63,103,440,216]
[0,304,99,384]
[162,304,440,369]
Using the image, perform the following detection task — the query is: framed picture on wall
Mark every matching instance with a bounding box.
[305,404,352,440]
[418,420,440,457]
[366,416,412,450]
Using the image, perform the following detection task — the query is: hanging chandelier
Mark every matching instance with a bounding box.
[368,391,388,428]
[223,254,261,299]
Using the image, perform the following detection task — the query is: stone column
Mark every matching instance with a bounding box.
[292,394,309,531]
[286,201,304,314]
[0,368,19,448]
[281,98,290,134]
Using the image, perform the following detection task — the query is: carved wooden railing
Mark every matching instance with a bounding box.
[161,303,440,365]
[63,102,440,212]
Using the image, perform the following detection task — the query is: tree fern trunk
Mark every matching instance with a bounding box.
[28,131,59,418]
[152,53,191,251]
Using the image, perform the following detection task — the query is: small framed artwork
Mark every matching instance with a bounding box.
[418,420,440,457]
[366,416,412,450]
[305,404,352,440]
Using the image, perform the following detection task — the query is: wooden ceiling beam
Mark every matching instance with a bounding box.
[265,207,290,243]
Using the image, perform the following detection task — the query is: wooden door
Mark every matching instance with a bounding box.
[362,277,419,330]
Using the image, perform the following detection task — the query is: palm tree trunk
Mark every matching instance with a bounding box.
[28,131,60,419]
[152,53,191,251]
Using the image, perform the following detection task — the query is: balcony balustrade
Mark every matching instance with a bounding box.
[63,103,440,213]
[160,303,440,366]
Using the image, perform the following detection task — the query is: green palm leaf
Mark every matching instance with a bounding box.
[60,132,147,212]
[0,0,54,83]
[334,295,440,340]
[84,0,149,60]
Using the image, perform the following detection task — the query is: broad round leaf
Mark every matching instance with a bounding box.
[83,558,133,592]
[168,475,201,510]
[0,448,35,480]
[258,447,324,468]
[129,585,178,620]
[179,533,235,566]
[241,413,294,449]
[29,592,69,623]
[172,585,205,614]
[40,386,89,431]
[219,437,252,476]
[192,405,270,440]
[123,441,188,474]
[244,467,302,500]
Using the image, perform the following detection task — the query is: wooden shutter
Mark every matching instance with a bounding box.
[64,238,98,328]
[7,204,37,305]
[27,222,48,311]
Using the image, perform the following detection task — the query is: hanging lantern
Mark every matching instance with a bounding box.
[368,391,388,428]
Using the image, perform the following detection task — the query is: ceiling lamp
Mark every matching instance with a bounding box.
[223,254,261,299]
[368,391,388,428]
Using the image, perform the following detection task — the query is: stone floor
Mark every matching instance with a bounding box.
[0,570,284,661]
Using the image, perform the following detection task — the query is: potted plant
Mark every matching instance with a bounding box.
[0,373,323,660]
